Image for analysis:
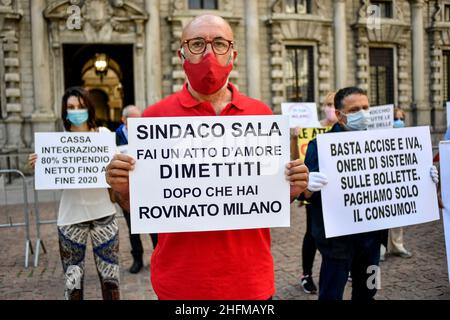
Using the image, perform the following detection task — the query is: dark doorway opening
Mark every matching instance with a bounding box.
[89,89,109,126]
[63,44,134,130]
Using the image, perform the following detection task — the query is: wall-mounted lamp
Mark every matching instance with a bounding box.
[94,53,109,81]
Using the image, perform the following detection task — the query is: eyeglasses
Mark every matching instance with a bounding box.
[182,37,234,55]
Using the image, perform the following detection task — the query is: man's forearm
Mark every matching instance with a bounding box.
[303,189,313,199]
[114,191,130,212]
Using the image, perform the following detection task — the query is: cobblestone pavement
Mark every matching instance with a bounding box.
[1,199,450,300]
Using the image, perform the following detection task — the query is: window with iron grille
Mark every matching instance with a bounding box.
[445,5,450,22]
[442,51,450,105]
[284,46,314,102]
[370,0,393,18]
[188,0,218,10]
[285,0,312,14]
[369,48,394,106]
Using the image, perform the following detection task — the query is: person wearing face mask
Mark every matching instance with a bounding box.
[105,14,310,300]
[298,87,439,300]
[320,92,338,128]
[28,87,120,300]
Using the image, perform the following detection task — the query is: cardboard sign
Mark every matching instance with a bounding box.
[297,127,330,161]
[447,102,450,127]
[128,115,290,234]
[34,132,116,190]
[317,126,440,238]
[281,102,321,128]
[439,141,450,282]
[368,104,394,130]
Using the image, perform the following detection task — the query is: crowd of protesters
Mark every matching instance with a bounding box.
[26,14,443,300]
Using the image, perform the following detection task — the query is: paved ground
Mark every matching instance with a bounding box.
[1,180,450,300]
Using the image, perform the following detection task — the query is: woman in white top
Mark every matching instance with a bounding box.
[29,87,120,300]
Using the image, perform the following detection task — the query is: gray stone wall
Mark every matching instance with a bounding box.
[18,0,34,149]
[160,0,173,100]
[259,1,274,109]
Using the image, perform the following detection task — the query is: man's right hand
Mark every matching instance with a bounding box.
[28,153,37,169]
[307,172,328,192]
[105,153,135,196]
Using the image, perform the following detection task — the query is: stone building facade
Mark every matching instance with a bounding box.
[1,0,449,156]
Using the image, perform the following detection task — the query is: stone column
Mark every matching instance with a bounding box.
[134,20,147,110]
[3,29,24,150]
[244,0,261,99]
[170,19,186,93]
[334,0,347,89]
[318,38,331,104]
[354,27,369,92]
[145,0,162,106]
[411,0,428,125]
[269,23,285,114]
[397,42,411,110]
[30,0,55,133]
[430,30,445,131]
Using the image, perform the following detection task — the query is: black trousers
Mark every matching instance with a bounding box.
[318,234,380,301]
[123,210,158,262]
[302,205,317,276]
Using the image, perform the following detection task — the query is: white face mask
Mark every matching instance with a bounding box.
[324,105,337,123]
[341,110,371,131]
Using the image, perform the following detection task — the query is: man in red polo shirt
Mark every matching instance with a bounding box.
[106,14,309,299]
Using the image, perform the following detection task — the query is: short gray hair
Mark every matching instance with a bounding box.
[122,105,138,118]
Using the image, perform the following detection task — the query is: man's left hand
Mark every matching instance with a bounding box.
[286,159,309,202]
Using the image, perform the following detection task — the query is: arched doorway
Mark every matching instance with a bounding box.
[63,44,134,131]
[81,55,124,129]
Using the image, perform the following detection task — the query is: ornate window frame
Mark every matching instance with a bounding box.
[368,44,397,106]
[271,0,323,17]
[43,0,149,115]
[171,0,233,16]
[267,0,331,112]
[187,0,219,10]
[283,42,318,103]
[352,0,409,109]
[369,0,395,19]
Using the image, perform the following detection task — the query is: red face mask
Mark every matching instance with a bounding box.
[183,52,233,95]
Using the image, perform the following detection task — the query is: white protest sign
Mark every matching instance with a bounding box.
[34,132,116,190]
[439,141,450,282]
[317,126,439,238]
[368,104,394,130]
[281,102,321,128]
[447,101,450,127]
[128,115,290,234]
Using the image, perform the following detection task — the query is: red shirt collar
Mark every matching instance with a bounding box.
[178,83,245,111]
